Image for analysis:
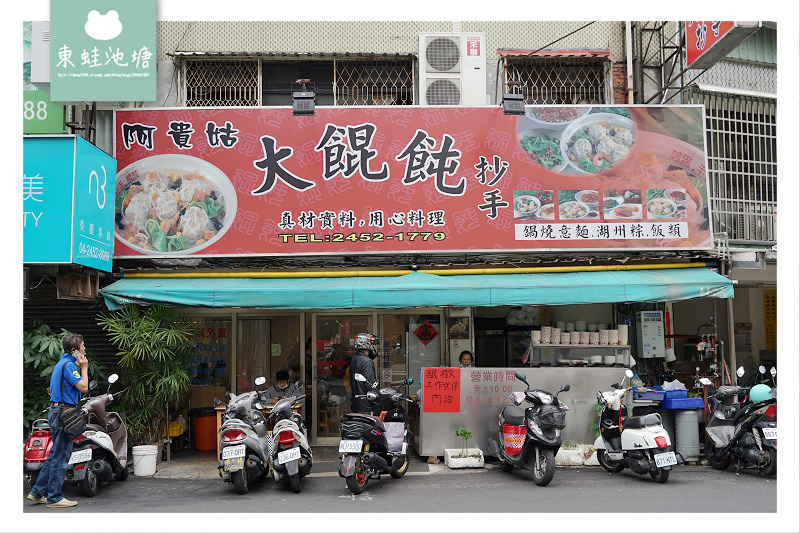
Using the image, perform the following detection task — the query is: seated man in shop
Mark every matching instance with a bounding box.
[262,370,303,402]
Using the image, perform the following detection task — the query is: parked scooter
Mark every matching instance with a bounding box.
[23,418,54,487]
[68,373,129,496]
[699,366,777,476]
[23,375,129,496]
[487,371,570,487]
[268,392,312,493]
[338,379,414,495]
[216,376,271,494]
[593,369,679,483]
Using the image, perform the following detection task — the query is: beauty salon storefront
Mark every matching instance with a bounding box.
[102,104,733,448]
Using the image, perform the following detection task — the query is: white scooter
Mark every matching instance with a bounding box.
[268,392,312,493]
[593,369,681,483]
[68,373,129,496]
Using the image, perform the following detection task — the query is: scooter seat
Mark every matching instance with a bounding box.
[623,413,662,429]
[502,405,526,426]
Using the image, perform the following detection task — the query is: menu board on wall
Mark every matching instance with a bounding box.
[113,105,713,258]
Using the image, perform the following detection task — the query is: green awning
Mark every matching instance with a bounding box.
[99,268,734,311]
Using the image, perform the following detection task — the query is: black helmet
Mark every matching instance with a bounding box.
[354,333,378,358]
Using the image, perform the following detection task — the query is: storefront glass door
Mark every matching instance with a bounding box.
[314,314,373,440]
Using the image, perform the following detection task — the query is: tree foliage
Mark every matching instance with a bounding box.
[22,319,104,428]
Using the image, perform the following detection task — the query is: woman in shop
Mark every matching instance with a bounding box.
[459,350,474,368]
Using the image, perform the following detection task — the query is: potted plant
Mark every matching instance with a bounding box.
[444,426,484,468]
[97,305,196,449]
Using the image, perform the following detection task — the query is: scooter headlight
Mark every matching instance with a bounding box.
[527,417,543,437]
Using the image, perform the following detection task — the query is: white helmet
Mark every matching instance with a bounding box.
[354,333,378,358]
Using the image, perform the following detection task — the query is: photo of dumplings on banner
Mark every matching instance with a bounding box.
[49,0,157,102]
[113,104,712,259]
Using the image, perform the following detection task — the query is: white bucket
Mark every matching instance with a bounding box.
[132,445,158,476]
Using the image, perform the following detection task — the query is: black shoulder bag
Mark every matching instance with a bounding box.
[58,361,86,439]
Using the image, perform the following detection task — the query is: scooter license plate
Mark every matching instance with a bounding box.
[277,446,301,465]
[223,457,244,472]
[221,444,245,460]
[762,427,778,440]
[654,451,677,467]
[69,448,92,465]
[338,439,363,453]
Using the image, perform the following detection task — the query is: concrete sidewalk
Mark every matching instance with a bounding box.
[149,446,499,480]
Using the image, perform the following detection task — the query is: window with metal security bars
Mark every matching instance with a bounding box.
[334,60,414,106]
[183,59,259,107]
[182,57,414,107]
[684,87,776,246]
[503,56,609,105]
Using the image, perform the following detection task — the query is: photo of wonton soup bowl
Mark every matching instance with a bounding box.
[574,189,600,207]
[514,194,542,219]
[114,154,238,255]
[561,113,637,175]
[646,197,678,218]
[559,201,591,220]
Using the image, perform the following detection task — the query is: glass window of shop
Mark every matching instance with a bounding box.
[190,317,231,389]
[312,311,443,441]
[237,316,303,394]
[314,314,373,439]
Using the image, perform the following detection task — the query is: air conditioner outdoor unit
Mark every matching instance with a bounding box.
[31,21,50,84]
[419,32,486,106]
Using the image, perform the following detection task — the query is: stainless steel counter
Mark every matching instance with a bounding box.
[414,366,630,457]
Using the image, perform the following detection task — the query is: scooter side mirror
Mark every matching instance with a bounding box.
[108,374,119,384]
[736,366,745,378]
[758,365,766,375]
[88,380,97,391]
[770,367,777,378]
[514,371,529,386]
[559,384,570,393]
[405,378,414,385]
[625,369,634,378]
[255,376,267,387]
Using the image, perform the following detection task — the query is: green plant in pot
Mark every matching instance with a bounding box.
[455,426,474,458]
[97,304,196,446]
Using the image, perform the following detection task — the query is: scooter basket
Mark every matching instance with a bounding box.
[538,405,567,429]
[502,424,526,455]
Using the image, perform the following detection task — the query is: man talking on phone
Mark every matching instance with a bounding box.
[27,333,89,508]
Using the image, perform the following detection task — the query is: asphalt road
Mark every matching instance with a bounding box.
[21,461,777,516]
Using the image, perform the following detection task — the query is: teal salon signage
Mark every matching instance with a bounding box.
[23,136,116,272]
[49,0,156,102]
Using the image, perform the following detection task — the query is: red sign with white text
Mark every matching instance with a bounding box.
[113,105,711,258]
[685,21,735,66]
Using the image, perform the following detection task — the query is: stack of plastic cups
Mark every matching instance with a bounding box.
[589,332,600,345]
[599,330,610,345]
[541,326,551,344]
[531,330,542,345]
[580,331,590,345]
[609,329,619,345]
[570,331,581,344]
[561,332,571,344]
[551,328,561,344]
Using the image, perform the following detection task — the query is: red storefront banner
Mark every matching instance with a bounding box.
[113,105,712,258]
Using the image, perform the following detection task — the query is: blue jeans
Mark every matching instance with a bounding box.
[30,406,74,503]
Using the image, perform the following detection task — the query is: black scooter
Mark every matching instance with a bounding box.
[700,368,777,477]
[487,371,570,487]
[338,379,413,495]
